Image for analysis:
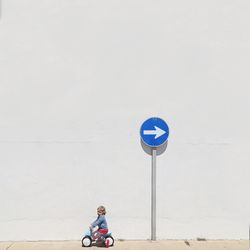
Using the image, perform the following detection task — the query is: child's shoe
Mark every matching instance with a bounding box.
[105,239,110,248]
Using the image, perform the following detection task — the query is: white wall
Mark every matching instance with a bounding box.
[0,0,250,241]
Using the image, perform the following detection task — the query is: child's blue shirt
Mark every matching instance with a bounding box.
[91,215,108,230]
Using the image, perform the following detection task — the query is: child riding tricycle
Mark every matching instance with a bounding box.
[82,206,114,248]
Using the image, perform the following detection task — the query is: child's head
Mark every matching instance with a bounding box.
[97,205,106,215]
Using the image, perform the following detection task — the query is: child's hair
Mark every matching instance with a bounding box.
[97,205,106,215]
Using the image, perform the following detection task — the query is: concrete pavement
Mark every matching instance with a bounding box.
[0,240,249,250]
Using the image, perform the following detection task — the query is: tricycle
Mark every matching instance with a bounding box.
[81,228,114,247]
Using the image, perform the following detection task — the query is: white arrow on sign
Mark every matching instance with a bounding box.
[143,126,166,139]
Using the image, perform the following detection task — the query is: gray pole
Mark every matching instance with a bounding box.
[151,148,157,240]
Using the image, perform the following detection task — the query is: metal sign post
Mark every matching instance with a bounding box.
[140,117,169,241]
[151,148,157,241]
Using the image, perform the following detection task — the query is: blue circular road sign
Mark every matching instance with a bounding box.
[140,117,169,147]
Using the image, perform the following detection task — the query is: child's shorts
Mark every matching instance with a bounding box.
[99,229,108,235]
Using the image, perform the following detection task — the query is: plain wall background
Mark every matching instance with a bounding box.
[0,0,250,240]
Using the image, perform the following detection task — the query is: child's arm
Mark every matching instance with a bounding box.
[90,216,104,229]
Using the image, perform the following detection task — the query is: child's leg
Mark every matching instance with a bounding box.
[92,230,101,240]
[95,229,108,244]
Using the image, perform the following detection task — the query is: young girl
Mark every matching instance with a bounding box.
[89,205,108,236]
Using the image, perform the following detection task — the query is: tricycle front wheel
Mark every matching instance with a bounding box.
[82,236,92,247]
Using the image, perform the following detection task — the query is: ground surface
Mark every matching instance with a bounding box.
[0,240,249,250]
